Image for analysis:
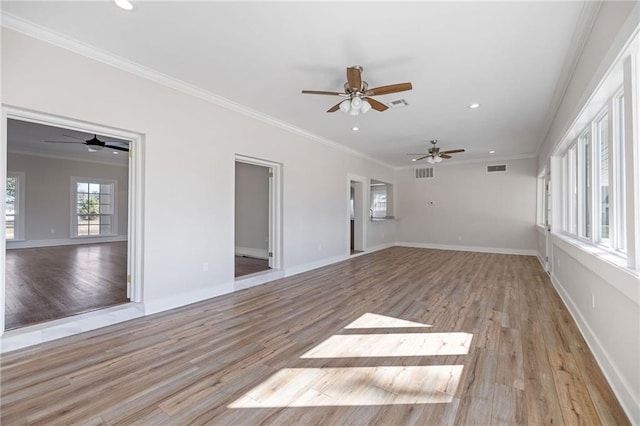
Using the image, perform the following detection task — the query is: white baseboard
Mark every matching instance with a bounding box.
[550,273,640,424]
[366,242,396,253]
[235,269,285,291]
[285,253,350,278]
[7,235,127,249]
[143,283,235,316]
[235,246,269,260]
[396,241,537,256]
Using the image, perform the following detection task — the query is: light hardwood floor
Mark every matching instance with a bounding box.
[0,247,629,425]
[4,242,128,330]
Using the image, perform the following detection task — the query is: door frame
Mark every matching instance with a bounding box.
[235,155,282,271]
[0,106,144,334]
[348,174,367,253]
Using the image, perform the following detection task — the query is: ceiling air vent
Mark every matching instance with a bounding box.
[415,167,434,179]
[487,165,507,173]
[389,99,409,109]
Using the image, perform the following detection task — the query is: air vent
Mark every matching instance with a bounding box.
[487,165,507,173]
[415,167,434,179]
[389,99,409,109]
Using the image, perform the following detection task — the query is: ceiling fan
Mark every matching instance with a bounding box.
[302,66,412,115]
[408,140,465,164]
[45,134,129,152]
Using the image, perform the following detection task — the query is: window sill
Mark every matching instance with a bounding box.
[370,216,395,222]
[71,234,118,239]
[551,232,639,304]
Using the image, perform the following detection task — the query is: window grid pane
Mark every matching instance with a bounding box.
[6,176,18,240]
[616,95,626,252]
[597,114,610,246]
[579,135,591,239]
[75,180,114,236]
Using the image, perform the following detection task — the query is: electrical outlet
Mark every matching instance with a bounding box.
[591,293,595,309]
[50,228,55,234]
[203,262,209,272]
[458,236,462,241]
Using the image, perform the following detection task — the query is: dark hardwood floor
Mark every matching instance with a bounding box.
[5,242,128,330]
[0,247,629,424]
[235,255,270,277]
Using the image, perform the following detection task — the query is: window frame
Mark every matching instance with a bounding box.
[70,176,118,238]
[369,179,393,221]
[559,86,627,259]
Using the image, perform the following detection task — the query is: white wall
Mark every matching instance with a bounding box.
[235,161,269,258]
[395,158,537,254]
[7,152,128,248]
[1,28,395,309]
[536,2,640,422]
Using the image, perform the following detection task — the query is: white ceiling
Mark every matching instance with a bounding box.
[1,1,591,167]
[7,119,130,166]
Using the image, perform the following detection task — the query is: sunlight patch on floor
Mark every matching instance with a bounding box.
[300,332,473,358]
[344,312,433,329]
[228,365,464,408]
[228,312,472,409]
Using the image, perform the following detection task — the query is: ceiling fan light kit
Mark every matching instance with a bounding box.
[408,140,465,164]
[340,97,372,116]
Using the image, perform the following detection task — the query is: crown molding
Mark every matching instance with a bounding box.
[535,0,602,156]
[1,13,395,171]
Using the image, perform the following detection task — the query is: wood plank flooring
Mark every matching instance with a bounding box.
[4,242,128,330]
[235,256,270,278]
[0,247,629,425]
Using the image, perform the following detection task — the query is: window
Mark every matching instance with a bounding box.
[536,175,546,227]
[72,178,117,237]
[595,112,610,246]
[578,131,591,239]
[567,145,577,235]
[614,93,626,252]
[559,86,628,257]
[6,172,25,240]
[370,179,393,220]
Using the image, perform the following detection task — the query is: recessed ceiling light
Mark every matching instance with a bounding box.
[113,151,119,154]
[115,0,133,11]
[489,150,495,154]
[352,126,359,132]
[411,158,417,162]
[468,103,480,109]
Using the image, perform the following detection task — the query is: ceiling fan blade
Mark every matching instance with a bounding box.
[104,144,129,152]
[346,67,362,91]
[62,134,87,141]
[407,153,429,155]
[364,97,388,112]
[302,90,344,96]
[326,102,342,113]
[441,149,465,154]
[413,155,430,161]
[365,82,412,96]
[44,140,84,144]
[440,154,452,159]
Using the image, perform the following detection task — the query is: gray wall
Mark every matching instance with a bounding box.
[7,152,128,247]
[235,161,269,258]
[396,158,537,253]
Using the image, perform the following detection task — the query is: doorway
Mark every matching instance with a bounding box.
[234,156,282,279]
[1,108,143,334]
[349,176,365,254]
